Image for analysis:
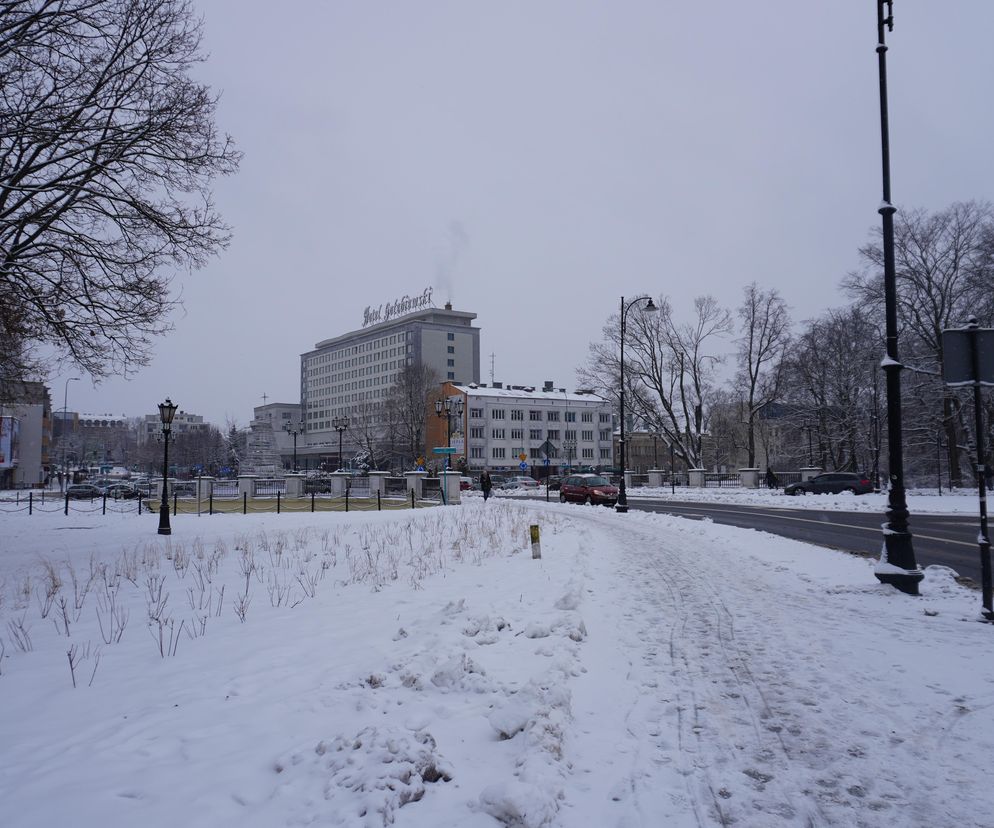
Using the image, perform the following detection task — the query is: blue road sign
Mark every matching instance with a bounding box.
[519,461,528,471]
[543,457,550,466]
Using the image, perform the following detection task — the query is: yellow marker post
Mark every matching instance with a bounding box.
[529,524,541,559]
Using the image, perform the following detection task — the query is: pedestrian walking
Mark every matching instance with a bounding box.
[480,468,493,502]
[765,467,779,489]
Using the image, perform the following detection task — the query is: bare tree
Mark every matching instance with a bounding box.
[0,0,240,379]
[384,363,438,468]
[579,295,732,469]
[736,283,791,467]
[845,201,994,484]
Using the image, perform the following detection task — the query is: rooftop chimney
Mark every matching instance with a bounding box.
[543,380,554,391]
[444,301,452,310]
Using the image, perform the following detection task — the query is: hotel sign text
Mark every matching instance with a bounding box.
[362,286,434,328]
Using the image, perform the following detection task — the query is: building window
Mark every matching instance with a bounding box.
[529,428,542,440]
[447,332,454,341]
[470,407,483,418]
[447,372,454,379]
[546,429,560,440]
[492,428,505,440]
[529,410,542,421]
[447,346,454,354]
[491,409,505,420]
[447,359,454,367]
[599,413,611,423]
[470,426,484,439]
[564,411,576,422]
[565,429,577,440]
[510,409,524,421]
[546,411,560,422]
[492,447,506,459]
[581,412,593,422]
[510,428,523,440]
[530,447,543,459]
[582,430,594,441]
[583,448,594,459]
[471,447,484,458]
[600,430,611,441]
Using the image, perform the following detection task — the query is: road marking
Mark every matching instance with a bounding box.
[642,503,979,549]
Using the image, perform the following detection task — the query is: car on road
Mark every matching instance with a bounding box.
[784,472,873,496]
[459,476,475,491]
[559,474,619,506]
[505,475,539,489]
[65,483,103,500]
[546,475,563,491]
[104,483,140,500]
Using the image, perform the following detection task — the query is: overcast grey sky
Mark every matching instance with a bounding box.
[51,0,994,426]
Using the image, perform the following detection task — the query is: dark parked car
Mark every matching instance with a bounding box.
[784,472,873,496]
[65,483,103,500]
[104,483,140,500]
[559,474,619,506]
[546,476,563,491]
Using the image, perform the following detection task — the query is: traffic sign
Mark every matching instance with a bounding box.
[543,457,550,466]
[519,461,528,471]
[432,447,458,454]
[518,453,527,462]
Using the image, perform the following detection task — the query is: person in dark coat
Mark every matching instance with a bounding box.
[480,469,493,501]
[765,467,779,489]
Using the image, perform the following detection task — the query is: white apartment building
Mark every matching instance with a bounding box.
[299,298,480,465]
[439,380,614,475]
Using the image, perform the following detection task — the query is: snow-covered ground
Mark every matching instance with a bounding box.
[490,484,984,515]
[1,501,992,827]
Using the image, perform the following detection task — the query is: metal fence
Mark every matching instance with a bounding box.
[384,477,408,497]
[630,474,649,488]
[704,473,741,488]
[254,478,286,497]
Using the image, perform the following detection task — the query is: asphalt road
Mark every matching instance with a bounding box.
[625,497,984,578]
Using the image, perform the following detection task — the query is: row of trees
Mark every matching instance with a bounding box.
[581,201,994,488]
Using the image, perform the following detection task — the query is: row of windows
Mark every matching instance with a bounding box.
[476,428,607,442]
[469,408,607,423]
[471,447,609,460]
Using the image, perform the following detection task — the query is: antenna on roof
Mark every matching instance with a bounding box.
[489,353,495,384]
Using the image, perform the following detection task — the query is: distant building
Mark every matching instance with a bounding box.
[298,297,480,467]
[0,381,52,488]
[432,380,613,475]
[137,409,207,446]
[253,402,304,470]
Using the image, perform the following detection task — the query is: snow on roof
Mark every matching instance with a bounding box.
[455,386,606,404]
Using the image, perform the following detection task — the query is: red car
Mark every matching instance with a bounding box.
[559,474,619,506]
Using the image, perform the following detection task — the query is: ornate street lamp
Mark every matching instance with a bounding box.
[872,0,922,594]
[616,295,658,513]
[283,420,304,472]
[434,397,464,469]
[332,416,349,471]
[157,398,178,535]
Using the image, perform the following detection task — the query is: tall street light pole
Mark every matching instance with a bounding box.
[157,398,178,535]
[434,397,464,470]
[873,0,922,594]
[61,377,79,490]
[283,421,303,472]
[616,295,658,513]
[332,416,349,471]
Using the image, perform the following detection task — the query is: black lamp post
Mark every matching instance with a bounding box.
[157,398,178,535]
[873,0,922,594]
[616,295,658,513]
[434,397,464,469]
[332,416,349,471]
[60,377,79,491]
[283,421,303,472]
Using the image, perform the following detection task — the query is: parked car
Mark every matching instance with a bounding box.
[784,472,873,496]
[546,475,563,491]
[104,483,140,500]
[505,475,539,489]
[65,483,103,500]
[559,474,619,506]
[459,476,475,491]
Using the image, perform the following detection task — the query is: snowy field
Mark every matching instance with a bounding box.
[1,501,993,827]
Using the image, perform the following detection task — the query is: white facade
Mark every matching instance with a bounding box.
[299,303,480,460]
[450,383,614,474]
[136,410,207,446]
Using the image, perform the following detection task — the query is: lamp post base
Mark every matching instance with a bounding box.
[614,503,628,514]
[157,504,172,535]
[874,533,923,596]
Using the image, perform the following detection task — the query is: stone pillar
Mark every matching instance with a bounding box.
[647,469,665,488]
[405,470,427,499]
[367,471,389,496]
[237,475,257,499]
[623,470,634,490]
[196,476,215,502]
[739,468,760,489]
[284,473,305,498]
[440,470,462,505]
[800,467,822,482]
[329,472,350,497]
[688,468,706,488]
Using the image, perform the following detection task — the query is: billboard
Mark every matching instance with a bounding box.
[0,416,20,469]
